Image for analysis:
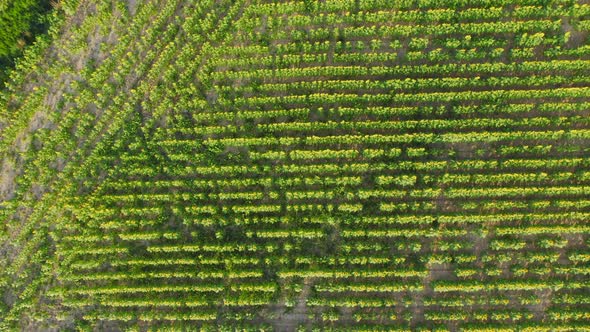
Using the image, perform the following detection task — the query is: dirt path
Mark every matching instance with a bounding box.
[272,280,312,331]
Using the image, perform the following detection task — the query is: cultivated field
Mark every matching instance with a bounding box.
[1,0,590,330]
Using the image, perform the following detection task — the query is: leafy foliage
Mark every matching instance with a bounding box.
[1,0,590,330]
[0,0,53,85]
